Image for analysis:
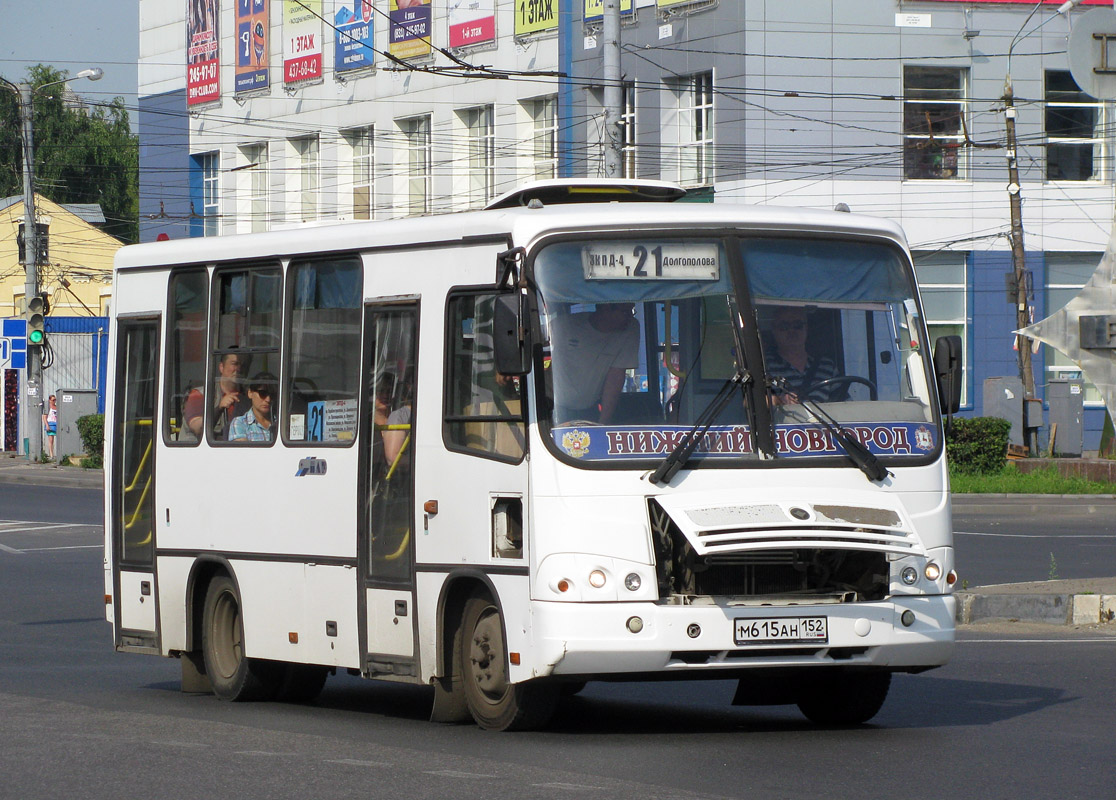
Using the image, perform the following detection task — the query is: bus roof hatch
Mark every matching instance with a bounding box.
[484,178,687,210]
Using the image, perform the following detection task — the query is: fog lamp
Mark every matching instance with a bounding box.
[624,572,641,592]
[626,616,644,633]
[901,566,918,585]
[925,562,942,582]
[900,610,916,627]
[589,569,607,588]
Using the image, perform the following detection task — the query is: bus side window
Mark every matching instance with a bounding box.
[284,256,362,443]
[444,292,526,462]
[164,269,208,444]
[212,266,281,444]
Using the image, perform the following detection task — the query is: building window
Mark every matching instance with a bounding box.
[401,116,431,216]
[903,66,967,180]
[529,96,557,180]
[621,82,637,179]
[201,151,220,236]
[344,127,374,220]
[239,142,268,233]
[1045,71,1104,181]
[1046,253,1104,405]
[465,105,495,207]
[913,252,970,406]
[668,72,713,186]
[291,135,319,222]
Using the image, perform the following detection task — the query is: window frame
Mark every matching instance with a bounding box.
[290,134,320,222]
[1044,70,1106,183]
[529,95,558,180]
[913,251,971,408]
[239,142,269,233]
[163,267,211,447]
[903,65,968,181]
[442,287,528,465]
[282,253,364,448]
[207,260,284,446]
[1045,253,1105,406]
[343,126,374,220]
[465,105,496,208]
[201,151,220,236]
[400,115,432,216]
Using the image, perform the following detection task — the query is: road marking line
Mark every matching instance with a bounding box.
[19,545,102,551]
[955,530,1115,539]
[962,638,1116,643]
[0,542,25,555]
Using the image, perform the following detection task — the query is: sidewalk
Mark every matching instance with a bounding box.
[0,453,103,489]
[955,577,1116,626]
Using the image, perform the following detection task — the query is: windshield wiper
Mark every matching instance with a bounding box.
[771,378,890,483]
[648,369,751,485]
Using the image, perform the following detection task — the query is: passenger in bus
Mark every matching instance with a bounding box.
[183,351,251,440]
[763,306,843,404]
[550,302,639,424]
[227,372,276,443]
[382,371,413,469]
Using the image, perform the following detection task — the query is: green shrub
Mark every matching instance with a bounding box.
[945,416,1012,474]
[75,414,105,469]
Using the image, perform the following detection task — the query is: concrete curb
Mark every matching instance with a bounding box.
[0,459,103,489]
[955,577,1116,625]
[956,592,1116,625]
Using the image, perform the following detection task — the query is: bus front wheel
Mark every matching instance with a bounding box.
[201,575,282,701]
[460,594,557,731]
[795,671,891,726]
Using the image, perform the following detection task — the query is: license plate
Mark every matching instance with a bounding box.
[734,616,828,645]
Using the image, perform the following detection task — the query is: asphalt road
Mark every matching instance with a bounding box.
[952,494,1116,586]
[1,486,1114,798]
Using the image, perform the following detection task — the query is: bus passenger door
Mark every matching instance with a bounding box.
[111,318,160,652]
[358,303,419,675]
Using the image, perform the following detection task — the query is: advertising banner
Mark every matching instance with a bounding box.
[390,0,432,59]
[187,0,220,106]
[916,0,1107,4]
[284,0,324,85]
[335,0,375,72]
[448,0,496,49]
[584,0,633,23]
[515,0,559,36]
[235,0,270,94]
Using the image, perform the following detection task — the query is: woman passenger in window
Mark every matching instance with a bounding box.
[228,372,276,443]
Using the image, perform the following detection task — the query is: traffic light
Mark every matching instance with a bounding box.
[26,294,46,347]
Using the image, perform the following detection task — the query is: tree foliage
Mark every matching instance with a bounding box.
[1,65,138,243]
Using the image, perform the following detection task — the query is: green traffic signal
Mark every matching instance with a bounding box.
[26,295,46,347]
[28,329,44,345]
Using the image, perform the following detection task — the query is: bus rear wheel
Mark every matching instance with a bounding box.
[460,595,557,731]
[795,671,891,726]
[201,576,282,701]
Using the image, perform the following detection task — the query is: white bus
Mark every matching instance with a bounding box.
[105,179,962,730]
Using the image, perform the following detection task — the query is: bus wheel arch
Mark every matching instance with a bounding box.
[200,572,283,701]
[430,573,492,724]
[458,591,558,731]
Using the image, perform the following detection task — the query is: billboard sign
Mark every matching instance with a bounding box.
[390,0,432,59]
[187,0,221,106]
[335,1,375,72]
[284,0,324,85]
[449,0,496,48]
[236,0,270,94]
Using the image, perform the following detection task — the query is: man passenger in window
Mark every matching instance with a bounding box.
[550,302,639,425]
[184,351,251,440]
[228,372,276,443]
[764,306,842,404]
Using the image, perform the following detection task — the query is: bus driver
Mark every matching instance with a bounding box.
[549,302,639,425]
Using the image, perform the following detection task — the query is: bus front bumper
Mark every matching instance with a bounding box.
[523,594,956,680]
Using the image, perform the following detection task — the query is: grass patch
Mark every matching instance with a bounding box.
[950,464,1116,494]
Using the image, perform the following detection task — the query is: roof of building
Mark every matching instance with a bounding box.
[1,196,105,225]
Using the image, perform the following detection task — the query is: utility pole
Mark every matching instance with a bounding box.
[1002,83,1036,403]
[17,81,44,463]
[602,0,623,177]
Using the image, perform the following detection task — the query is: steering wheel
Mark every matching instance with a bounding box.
[801,375,877,402]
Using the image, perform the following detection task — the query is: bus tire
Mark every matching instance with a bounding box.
[201,576,282,701]
[795,670,891,726]
[460,594,557,731]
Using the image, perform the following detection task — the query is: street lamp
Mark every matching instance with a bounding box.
[1001,0,1082,447]
[0,66,103,461]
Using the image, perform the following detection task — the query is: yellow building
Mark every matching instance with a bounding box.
[0,194,118,317]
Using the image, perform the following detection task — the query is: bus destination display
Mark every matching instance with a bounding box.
[582,243,720,280]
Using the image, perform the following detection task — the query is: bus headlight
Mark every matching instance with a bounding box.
[901,566,918,585]
[624,572,641,592]
[924,562,942,582]
[588,569,607,588]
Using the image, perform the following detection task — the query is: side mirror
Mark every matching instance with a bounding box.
[933,335,962,415]
[493,292,532,376]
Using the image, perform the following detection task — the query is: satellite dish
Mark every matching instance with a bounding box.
[1068,8,1116,100]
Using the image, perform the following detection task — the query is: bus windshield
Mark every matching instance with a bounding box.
[533,234,939,466]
